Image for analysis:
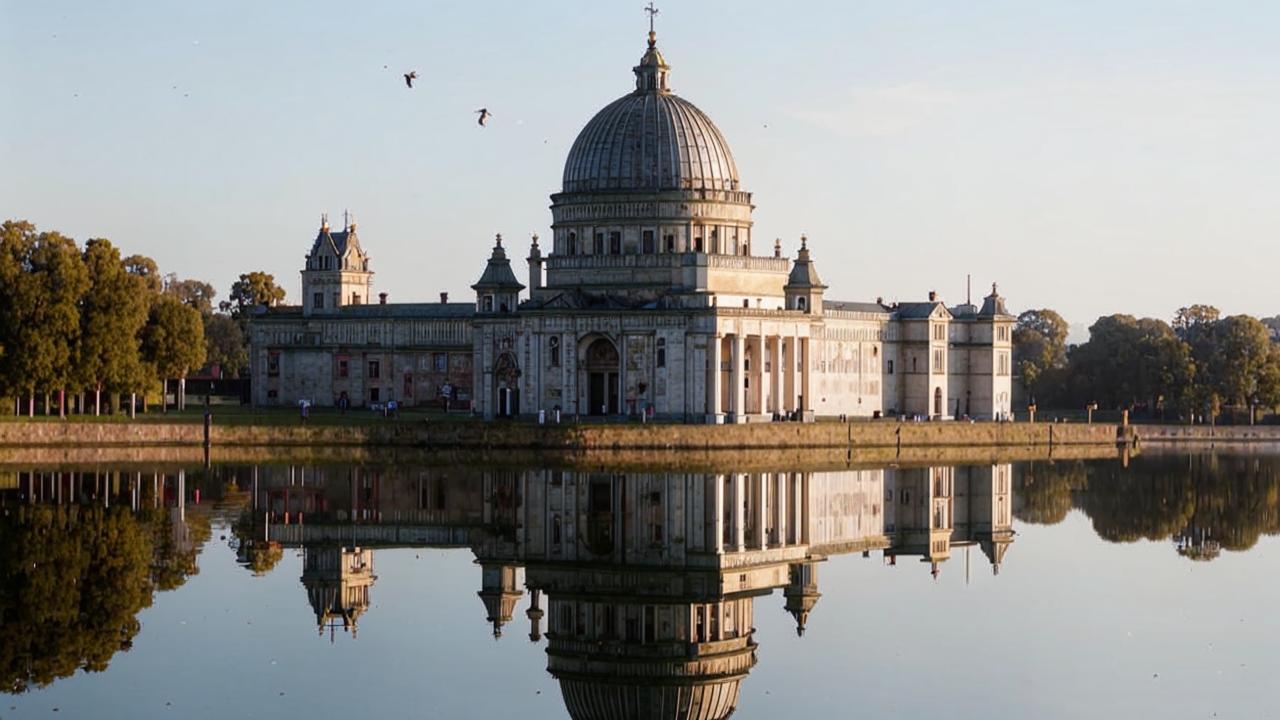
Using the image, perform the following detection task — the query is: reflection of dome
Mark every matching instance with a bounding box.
[561,33,740,194]
[547,594,756,720]
[559,678,744,720]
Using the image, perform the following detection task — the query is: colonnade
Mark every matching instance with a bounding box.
[706,333,810,423]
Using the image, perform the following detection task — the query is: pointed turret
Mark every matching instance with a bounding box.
[785,235,827,314]
[472,234,525,314]
[476,561,524,639]
[978,282,1013,318]
[783,561,822,637]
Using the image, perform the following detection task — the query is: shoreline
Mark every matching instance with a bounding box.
[0,417,1128,450]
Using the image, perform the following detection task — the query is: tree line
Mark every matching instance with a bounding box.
[0,220,287,416]
[1015,304,1280,422]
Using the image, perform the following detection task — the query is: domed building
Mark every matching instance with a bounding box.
[249,19,1014,423]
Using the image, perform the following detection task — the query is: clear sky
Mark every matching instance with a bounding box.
[3,1,1278,337]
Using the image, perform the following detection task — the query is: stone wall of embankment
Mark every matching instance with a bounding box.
[0,419,1125,450]
[1134,424,1280,443]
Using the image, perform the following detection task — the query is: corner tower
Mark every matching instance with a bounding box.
[301,214,373,316]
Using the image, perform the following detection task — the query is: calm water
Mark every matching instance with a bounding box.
[1,451,1277,719]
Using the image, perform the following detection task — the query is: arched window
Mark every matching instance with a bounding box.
[797,297,806,311]
[549,336,561,367]
[568,232,577,256]
[656,338,666,368]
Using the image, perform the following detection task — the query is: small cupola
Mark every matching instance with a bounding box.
[471,233,526,314]
[633,5,671,94]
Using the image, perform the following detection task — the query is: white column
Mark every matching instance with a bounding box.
[769,336,782,415]
[730,334,745,424]
[784,337,796,413]
[750,335,764,417]
[799,337,810,416]
[706,336,722,423]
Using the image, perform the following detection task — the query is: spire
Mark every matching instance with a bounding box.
[645,2,660,47]
[320,213,329,231]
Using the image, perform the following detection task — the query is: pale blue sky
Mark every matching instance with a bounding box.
[3,1,1278,333]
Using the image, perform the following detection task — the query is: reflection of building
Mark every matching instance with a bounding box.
[300,546,376,640]
[242,461,1014,717]
[249,21,1015,422]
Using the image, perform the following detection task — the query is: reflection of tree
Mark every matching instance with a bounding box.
[0,506,153,694]
[1072,454,1280,557]
[1015,461,1087,525]
[1078,461,1196,543]
[231,508,282,576]
[140,507,212,591]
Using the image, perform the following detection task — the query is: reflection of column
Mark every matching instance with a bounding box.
[731,335,746,423]
[799,472,810,544]
[769,336,782,415]
[707,336,722,422]
[775,472,788,547]
[527,588,544,642]
[713,474,726,553]
[756,474,768,550]
[733,474,746,552]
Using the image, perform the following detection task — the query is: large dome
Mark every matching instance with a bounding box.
[561,34,740,194]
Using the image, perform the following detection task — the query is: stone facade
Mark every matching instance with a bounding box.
[249,26,1014,422]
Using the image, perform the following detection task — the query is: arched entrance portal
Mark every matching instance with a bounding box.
[933,387,943,418]
[494,353,519,418]
[584,338,620,416]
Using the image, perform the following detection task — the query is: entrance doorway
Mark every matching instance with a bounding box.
[584,338,620,416]
[494,353,519,418]
[933,387,943,417]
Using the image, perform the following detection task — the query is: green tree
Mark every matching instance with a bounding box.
[142,295,207,412]
[203,313,248,378]
[1066,314,1195,417]
[0,223,89,417]
[1172,304,1221,342]
[163,274,217,316]
[220,271,286,320]
[77,239,150,415]
[1013,309,1069,403]
[122,254,162,293]
[1206,315,1272,412]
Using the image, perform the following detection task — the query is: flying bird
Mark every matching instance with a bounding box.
[476,108,492,126]
[404,71,418,88]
